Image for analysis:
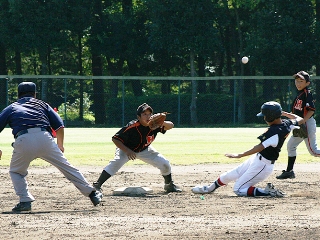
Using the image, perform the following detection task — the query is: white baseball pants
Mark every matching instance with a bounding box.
[219,154,274,196]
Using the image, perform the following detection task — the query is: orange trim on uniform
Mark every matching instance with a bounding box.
[123,122,141,133]
[306,124,320,157]
[112,135,124,144]
[133,124,143,152]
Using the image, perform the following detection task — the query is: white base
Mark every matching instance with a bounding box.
[113,186,153,196]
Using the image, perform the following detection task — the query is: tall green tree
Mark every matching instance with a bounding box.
[246,0,315,104]
[90,0,106,124]
[147,0,221,125]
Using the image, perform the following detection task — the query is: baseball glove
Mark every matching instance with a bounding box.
[293,124,308,138]
[148,112,167,130]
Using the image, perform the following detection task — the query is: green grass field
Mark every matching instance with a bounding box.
[0,127,319,167]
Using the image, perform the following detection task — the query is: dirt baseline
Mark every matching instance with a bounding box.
[1,163,320,239]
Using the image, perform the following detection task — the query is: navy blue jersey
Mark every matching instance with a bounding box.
[112,119,166,152]
[0,97,64,136]
[292,88,315,118]
[258,119,298,160]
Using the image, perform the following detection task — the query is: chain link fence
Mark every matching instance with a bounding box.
[0,75,318,127]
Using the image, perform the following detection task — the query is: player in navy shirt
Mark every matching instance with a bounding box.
[192,101,304,197]
[0,82,102,211]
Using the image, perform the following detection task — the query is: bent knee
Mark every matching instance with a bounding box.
[233,187,247,197]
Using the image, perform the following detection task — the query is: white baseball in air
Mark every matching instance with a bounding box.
[241,56,249,64]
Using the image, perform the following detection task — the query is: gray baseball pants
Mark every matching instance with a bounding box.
[104,145,172,176]
[287,117,320,157]
[9,128,94,202]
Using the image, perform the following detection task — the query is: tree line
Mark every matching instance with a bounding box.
[0,0,319,124]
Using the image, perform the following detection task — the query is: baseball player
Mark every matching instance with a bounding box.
[93,103,182,193]
[0,82,102,212]
[192,101,304,197]
[277,71,320,179]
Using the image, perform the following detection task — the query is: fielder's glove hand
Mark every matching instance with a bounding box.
[148,112,167,130]
[292,124,308,138]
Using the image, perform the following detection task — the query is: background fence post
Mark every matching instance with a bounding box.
[178,79,181,126]
[64,79,67,127]
[233,78,237,124]
[122,79,125,126]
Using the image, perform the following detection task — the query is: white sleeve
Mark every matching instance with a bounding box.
[262,134,279,148]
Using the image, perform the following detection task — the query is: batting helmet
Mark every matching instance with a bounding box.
[256,101,282,122]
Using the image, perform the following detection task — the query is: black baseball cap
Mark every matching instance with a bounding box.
[137,103,153,116]
[18,82,36,94]
[293,71,310,82]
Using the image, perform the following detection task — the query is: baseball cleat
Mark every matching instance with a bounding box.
[93,182,102,192]
[265,183,286,197]
[276,170,295,179]
[89,190,103,206]
[12,201,32,212]
[164,181,182,193]
[192,185,213,194]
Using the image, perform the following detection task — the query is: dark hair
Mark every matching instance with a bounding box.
[136,103,153,116]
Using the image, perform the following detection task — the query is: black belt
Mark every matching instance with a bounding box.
[259,154,275,164]
[15,127,48,139]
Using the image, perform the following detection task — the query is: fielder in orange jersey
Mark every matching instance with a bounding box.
[93,103,182,193]
[277,71,320,179]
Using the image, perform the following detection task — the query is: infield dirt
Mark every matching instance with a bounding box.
[1,163,320,239]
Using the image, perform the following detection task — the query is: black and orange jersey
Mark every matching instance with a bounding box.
[292,88,315,118]
[112,119,166,152]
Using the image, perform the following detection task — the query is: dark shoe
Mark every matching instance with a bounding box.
[89,191,103,206]
[164,181,182,193]
[276,170,295,179]
[12,202,32,212]
[93,182,102,192]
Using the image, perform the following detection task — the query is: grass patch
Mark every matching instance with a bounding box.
[0,127,319,167]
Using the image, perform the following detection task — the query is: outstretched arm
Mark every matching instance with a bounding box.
[225,143,265,158]
[282,111,304,125]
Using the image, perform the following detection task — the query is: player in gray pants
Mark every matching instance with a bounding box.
[277,71,320,179]
[0,82,102,212]
[93,103,182,193]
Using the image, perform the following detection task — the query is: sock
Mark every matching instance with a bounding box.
[208,178,224,192]
[95,170,111,187]
[163,174,172,184]
[286,156,296,172]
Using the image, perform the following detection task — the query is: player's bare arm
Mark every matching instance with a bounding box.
[112,138,136,160]
[281,111,305,125]
[225,143,265,158]
[55,128,65,153]
[163,121,174,130]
